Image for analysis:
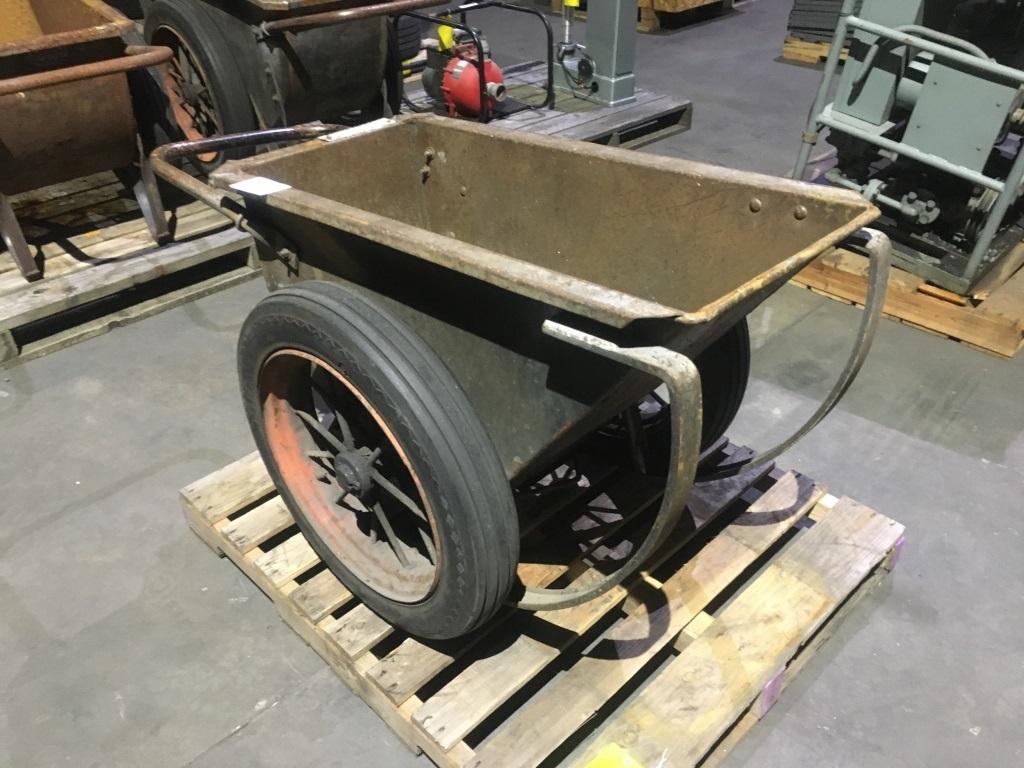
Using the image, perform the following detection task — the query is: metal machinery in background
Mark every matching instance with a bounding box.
[557,0,638,106]
[408,0,643,118]
[794,0,1024,294]
[0,0,173,282]
[408,2,555,121]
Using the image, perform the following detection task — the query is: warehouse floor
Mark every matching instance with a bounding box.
[2,1,1023,766]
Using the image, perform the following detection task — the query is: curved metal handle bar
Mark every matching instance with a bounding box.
[149,123,340,226]
[893,24,991,61]
[701,228,892,481]
[0,45,173,97]
[516,323,703,612]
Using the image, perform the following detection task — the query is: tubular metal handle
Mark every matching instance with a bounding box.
[0,45,173,97]
[149,123,340,226]
[517,323,703,612]
[702,228,891,480]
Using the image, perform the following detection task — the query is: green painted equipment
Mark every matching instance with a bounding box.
[794,0,1024,294]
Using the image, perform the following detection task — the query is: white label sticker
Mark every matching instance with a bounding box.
[319,117,397,143]
[230,177,292,197]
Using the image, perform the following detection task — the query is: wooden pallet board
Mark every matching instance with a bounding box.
[0,173,255,365]
[781,34,848,65]
[793,248,1024,358]
[181,444,904,768]
[549,0,727,32]
[636,0,731,33]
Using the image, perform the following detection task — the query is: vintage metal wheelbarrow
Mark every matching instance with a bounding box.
[0,0,173,281]
[152,114,891,638]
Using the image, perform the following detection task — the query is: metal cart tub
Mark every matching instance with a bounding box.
[152,114,891,638]
[0,0,173,281]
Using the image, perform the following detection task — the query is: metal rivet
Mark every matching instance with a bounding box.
[794,205,808,220]
[749,198,763,213]
[460,186,468,196]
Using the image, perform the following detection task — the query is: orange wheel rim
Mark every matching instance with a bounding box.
[260,349,441,603]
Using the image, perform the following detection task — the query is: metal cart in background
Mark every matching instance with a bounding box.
[0,0,173,281]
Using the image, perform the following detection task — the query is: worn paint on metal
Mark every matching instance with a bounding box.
[0,0,171,194]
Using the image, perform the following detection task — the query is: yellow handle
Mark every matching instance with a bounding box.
[438,16,456,50]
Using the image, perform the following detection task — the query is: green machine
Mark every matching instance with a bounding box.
[555,0,637,106]
[794,0,1024,294]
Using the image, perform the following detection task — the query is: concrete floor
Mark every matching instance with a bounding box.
[2,1,1023,766]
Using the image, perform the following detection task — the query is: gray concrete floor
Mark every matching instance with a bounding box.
[2,1,1022,766]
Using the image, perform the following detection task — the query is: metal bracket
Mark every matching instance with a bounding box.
[277,244,300,274]
[516,321,703,612]
[0,193,40,281]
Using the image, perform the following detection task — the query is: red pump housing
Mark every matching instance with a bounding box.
[441,55,506,117]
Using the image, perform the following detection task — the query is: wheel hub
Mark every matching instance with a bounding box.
[333,446,378,497]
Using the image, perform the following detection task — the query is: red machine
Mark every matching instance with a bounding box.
[422,30,507,118]
[441,51,506,117]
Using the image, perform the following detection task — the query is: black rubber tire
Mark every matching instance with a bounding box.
[395,16,426,63]
[238,281,519,639]
[695,317,751,450]
[143,0,259,173]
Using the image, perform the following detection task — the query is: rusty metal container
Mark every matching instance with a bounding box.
[152,115,892,637]
[0,0,172,280]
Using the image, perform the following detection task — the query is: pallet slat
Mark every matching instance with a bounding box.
[252,532,319,587]
[326,604,396,660]
[180,452,275,526]
[220,497,292,554]
[291,568,353,623]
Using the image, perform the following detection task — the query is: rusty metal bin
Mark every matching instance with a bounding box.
[0,0,172,280]
[152,115,891,638]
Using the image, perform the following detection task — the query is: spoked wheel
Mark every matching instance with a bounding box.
[239,281,519,639]
[261,350,441,602]
[156,27,222,165]
[144,0,259,173]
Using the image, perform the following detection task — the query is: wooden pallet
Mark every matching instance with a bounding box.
[180,442,904,768]
[637,0,731,33]
[793,248,1024,358]
[781,34,848,65]
[549,0,729,34]
[0,172,256,366]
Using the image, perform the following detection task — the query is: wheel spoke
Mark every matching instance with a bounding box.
[372,502,411,568]
[419,526,437,564]
[294,408,347,454]
[372,469,428,522]
[311,379,355,448]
